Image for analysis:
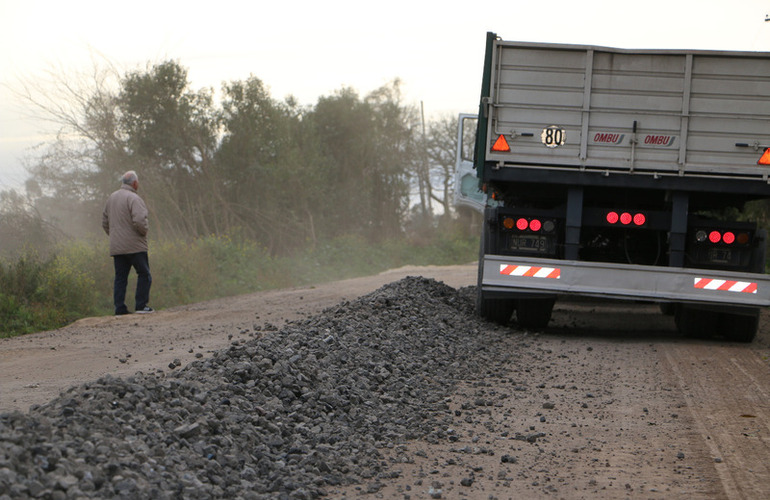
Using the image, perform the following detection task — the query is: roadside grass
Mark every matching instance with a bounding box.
[0,231,478,338]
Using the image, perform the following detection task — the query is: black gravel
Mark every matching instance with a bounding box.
[0,277,518,499]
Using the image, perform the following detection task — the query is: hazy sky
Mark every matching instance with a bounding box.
[1,0,769,190]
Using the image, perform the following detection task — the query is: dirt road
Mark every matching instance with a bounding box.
[2,264,769,499]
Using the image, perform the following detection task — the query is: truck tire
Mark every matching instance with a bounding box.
[675,306,718,338]
[476,212,516,325]
[477,296,516,325]
[720,309,759,343]
[516,298,555,329]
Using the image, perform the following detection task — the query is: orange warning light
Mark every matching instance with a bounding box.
[492,134,510,152]
[759,148,770,165]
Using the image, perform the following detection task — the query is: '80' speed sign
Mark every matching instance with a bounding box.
[541,126,566,148]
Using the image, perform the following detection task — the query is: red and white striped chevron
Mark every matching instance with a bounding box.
[693,278,757,294]
[499,264,561,279]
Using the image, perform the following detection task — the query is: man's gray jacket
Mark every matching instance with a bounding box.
[102,184,149,256]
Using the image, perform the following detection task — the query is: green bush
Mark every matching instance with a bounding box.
[0,231,479,338]
[35,242,102,316]
[0,245,107,337]
[0,293,35,337]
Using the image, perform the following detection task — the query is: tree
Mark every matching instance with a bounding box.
[423,114,460,219]
[117,61,220,238]
[309,80,418,240]
[364,80,419,238]
[15,60,446,255]
[216,76,317,252]
[14,61,128,243]
[0,187,58,257]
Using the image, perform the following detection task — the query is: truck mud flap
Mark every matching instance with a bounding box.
[481,255,770,308]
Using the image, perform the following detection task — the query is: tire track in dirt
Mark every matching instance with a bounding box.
[662,343,770,500]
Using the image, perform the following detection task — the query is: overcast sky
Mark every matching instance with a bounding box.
[1,0,769,190]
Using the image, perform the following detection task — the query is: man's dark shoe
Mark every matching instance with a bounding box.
[135,306,154,314]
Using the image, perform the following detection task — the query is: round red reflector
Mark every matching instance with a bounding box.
[529,219,542,232]
[709,231,721,243]
[606,211,619,224]
[620,212,633,225]
[633,213,646,226]
[516,218,529,231]
[722,232,735,244]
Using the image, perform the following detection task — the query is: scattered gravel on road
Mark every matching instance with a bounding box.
[1,277,521,499]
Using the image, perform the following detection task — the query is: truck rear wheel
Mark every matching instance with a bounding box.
[720,309,759,343]
[675,306,718,338]
[476,213,516,325]
[675,305,758,342]
[516,298,555,329]
[476,295,516,325]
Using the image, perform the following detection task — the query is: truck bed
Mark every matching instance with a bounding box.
[485,39,770,180]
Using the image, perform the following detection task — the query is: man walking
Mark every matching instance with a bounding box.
[102,170,154,315]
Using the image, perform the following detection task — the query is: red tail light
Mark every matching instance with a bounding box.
[696,229,750,246]
[503,216,556,233]
[606,211,646,227]
[620,212,632,225]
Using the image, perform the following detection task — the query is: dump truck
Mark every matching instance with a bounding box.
[471,32,770,341]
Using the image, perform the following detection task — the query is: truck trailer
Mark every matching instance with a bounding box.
[471,32,770,342]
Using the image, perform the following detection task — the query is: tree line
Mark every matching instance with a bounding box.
[1,60,464,257]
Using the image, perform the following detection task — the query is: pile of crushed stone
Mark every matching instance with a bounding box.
[0,277,521,499]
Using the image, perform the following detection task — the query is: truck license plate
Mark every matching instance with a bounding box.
[708,248,732,263]
[510,235,548,253]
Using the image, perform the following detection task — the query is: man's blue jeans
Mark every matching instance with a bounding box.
[113,252,152,314]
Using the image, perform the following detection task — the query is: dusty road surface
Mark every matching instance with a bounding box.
[2,264,769,499]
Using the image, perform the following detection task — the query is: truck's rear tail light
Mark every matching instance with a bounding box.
[606,211,646,226]
[696,229,750,246]
[503,217,556,233]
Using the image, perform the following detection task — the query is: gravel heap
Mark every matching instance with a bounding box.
[1,277,517,499]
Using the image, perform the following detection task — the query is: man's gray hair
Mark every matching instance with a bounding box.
[121,171,138,185]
